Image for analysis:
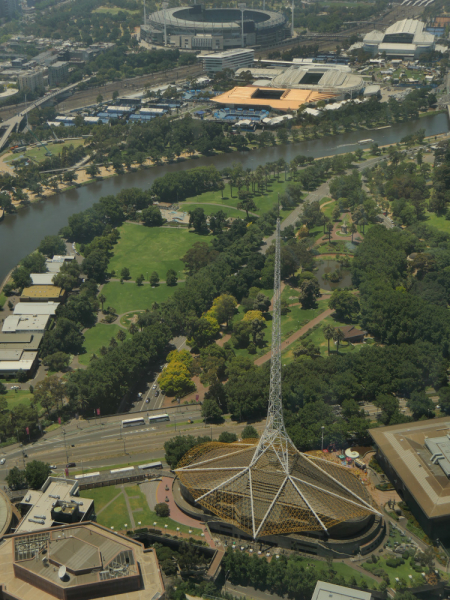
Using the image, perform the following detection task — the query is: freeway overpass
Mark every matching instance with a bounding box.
[0,79,89,152]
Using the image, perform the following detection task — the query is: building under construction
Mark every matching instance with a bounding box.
[174,220,386,558]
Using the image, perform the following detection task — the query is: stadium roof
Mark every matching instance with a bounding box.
[370,417,450,519]
[212,86,335,112]
[385,19,423,36]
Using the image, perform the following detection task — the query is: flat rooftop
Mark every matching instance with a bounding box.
[14,302,59,316]
[0,333,43,350]
[371,417,450,519]
[212,86,335,112]
[17,477,93,534]
[2,314,50,333]
[21,286,64,300]
[30,273,56,285]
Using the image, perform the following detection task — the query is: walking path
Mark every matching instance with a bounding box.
[254,308,333,365]
[156,476,215,548]
[122,485,136,529]
[95,491,122,517]
[184,201,258,218]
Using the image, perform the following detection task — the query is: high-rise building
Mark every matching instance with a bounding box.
[18,69,44,92]
[47,61,69,88]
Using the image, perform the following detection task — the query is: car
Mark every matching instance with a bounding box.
[146,398,150,403]
[152,384,157,389]
[155,391,159,397]
[66,462,76,468]
[10,385,20,390]
[0,458,5,465]
[50,465,56,469]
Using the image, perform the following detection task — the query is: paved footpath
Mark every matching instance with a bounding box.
[254,308,333,366]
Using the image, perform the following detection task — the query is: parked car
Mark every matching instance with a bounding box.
[0,458,5,465]
[66,462,76,468]
[50,465,56,469]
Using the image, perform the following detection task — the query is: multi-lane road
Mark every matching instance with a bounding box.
[0,407,267,485]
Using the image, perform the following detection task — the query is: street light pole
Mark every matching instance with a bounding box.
[62,428,68,462]
[321,425,325,451]
[238,3,246,48]
[162,2,169,46]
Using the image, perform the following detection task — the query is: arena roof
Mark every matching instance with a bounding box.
[370,417,450,519]
[270,66,364,94]
[212,86,336,112]
[148,7,285,32]
[385,19,423,36]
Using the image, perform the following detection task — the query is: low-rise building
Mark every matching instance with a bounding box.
[14,301,59,316]
[0,349,38,376]
[0,522,165,600]
[199,48,254,74]
[17,477,94,534]
[312,581,373,600]
[2,314,51,334]
[20,285,65,302]
[0,332,43,351]
[30,273,56,285]
[47,60,69,87]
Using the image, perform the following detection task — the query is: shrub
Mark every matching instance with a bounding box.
[155,502,170,517]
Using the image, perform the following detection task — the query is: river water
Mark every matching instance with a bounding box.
[0,112,447,284]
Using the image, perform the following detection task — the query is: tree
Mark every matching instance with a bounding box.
[112,90,119,101]
[332,206,341,222]
[155,502,170,517]
[98,293,106,312]
[188,208,208,233]
[86,163,100,179]
[121,267,130,280]
[136,274,144,286]
[350,222,358,242]
[25,460,51,489]
[53,261,81,292]
[117,329,126,342]
[38,235,66,257]
[96,93,103,104]
[166,269,178,286]
[407,391,434,420]
[332,328,345,353]
[40,318,84,357]
[242,425,259,440]
[328,290,360,322]
[82,250,109,282]
[298,279,320,309]
[253,292,271,313]
[182,242,219,275]
[211,294,237,326]
[237,196,257,219]
[219,432,238,443]
[164,435,211,469]
[202,398,223,422]
[439,387,450,415]
[209,210,228,234]
[43,352,70,372]
[33,375,65,415]
[141,206,163,227]
[150,271,159,286]
[6,466,26,489]
[323,324,335,355]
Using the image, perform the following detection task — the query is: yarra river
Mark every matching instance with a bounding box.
[0,111,448,284]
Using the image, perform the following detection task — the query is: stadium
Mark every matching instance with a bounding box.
[141,5,289,50]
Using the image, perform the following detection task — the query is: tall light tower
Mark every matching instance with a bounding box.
[238,2,246,48]
[291,0,295,38]
[162,1,169,46]
[144,0,147,26]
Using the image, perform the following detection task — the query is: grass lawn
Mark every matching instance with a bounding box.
[181,178,293,218]
[183,202,247,219]
[124,485,202,534]
[80,486,122,513]
[95,492,130,531]
[7,139,85,165]
[298,557,377,588]
[102,281,185,314]
[362,556,427,587]
[4,389,35,410]
[79,324,127,365]
[109,224,205,281]
[424,210,450,234]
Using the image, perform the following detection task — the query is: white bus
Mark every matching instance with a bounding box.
[148,413,170,425]
[138,461,163,470]
[122,417,145,428]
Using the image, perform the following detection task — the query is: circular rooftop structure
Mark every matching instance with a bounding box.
[176,440,377,539]
[0,488,13,536]
[146,6,288,47]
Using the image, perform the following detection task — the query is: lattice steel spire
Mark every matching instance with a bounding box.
[251,218,291,472]
[176,219,380,540]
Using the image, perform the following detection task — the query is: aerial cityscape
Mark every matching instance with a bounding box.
[0,0,450,599]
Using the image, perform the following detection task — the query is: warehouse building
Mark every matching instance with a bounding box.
[0,349,38,376]
[2,314,51,334]
[371,417,450,539]
[30,273,56,285]
[363,19,435,58]
[20,285,65,302]
[14,301,59,316]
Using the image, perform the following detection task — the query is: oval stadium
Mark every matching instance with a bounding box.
[141,6,289,50]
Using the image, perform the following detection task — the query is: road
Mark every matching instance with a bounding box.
[0,409,267,485]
